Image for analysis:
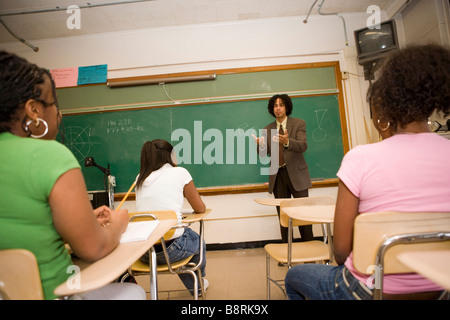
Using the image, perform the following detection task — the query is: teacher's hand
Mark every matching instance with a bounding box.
[277,131,289,145]
[252,134,265,147]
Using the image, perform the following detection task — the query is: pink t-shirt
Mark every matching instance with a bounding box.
[337,133,450,294]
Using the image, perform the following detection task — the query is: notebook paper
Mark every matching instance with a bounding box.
[120,220,160,243]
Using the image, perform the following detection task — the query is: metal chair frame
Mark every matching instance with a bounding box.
[372,231,450,300]
[123,211,206,300]
[353,211,450,300]
[265,197,335,299]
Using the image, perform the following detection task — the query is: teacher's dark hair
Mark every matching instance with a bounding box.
[136,139,176,189]
[0,51,55,133]
[268,94,293,117]
[367,44,450,130]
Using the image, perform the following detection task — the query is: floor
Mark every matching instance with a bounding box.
[135,247,288,300]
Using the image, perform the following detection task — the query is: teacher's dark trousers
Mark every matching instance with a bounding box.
[273,166,313,243]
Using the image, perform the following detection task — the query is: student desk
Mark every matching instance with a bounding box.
[282,205,335,223]
[182,208,212,223]
[254,198,292,207]
[54,219,177,299]
[398,250,450,290]
[254,198,335,222]
[282,201,335,264]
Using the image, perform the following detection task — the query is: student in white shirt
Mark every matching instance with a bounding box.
[135,139,207,294]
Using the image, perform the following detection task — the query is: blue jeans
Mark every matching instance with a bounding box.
[285,264,373,300]
[140,228,206,293]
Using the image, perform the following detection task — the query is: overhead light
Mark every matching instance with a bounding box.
[107,74,216,88]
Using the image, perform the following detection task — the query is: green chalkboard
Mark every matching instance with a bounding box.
[58,95,345,192]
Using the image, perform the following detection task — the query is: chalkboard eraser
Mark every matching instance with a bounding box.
[174,101,181,104]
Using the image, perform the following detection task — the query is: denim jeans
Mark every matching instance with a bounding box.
[285,264,373,300]
[140,228,206,293]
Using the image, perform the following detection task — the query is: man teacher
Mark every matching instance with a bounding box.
[254,94,313,243]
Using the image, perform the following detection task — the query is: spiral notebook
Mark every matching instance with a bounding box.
[120,220,160,243]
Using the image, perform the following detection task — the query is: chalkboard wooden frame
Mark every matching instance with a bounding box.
[57,61,348,198]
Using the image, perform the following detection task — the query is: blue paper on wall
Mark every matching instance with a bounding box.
[77,64,107,85]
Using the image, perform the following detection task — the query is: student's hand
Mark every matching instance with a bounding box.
[93,205,112,226]
[108,208,129,234]
[94,206,128,233]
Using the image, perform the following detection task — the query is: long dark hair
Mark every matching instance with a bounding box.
[136,139,176,189]
[0,51,55,133]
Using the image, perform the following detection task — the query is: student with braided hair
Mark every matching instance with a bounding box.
[0,51,145,300]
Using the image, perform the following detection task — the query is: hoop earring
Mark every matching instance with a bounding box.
[25,118,49,139]
[377,118,390,132]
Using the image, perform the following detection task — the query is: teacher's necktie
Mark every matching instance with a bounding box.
[278,125,285,167]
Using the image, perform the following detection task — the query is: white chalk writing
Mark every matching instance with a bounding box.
[106,118,144,134]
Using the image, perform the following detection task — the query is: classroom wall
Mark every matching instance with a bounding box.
[401,0,450,128]
[402,0,450,47]
[0,10,395,245]
[0,13,374,78]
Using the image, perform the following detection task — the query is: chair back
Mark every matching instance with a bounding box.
[0,249,44,300]
[353,211,450,275]
[279,196,336,228]
[128,210,178,242]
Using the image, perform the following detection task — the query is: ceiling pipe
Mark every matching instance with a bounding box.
[0,0,155,17]
[0,18,39,52]
[303,0,319,23]
[317,0,348,46]
[303,0,348,46]
[0,0,155,52]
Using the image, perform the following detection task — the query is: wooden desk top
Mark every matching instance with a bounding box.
[54,219,177,297]
[397,250,450,290]
[282,205,335,223]
[182,208,212,223]
[253,198,293,206]
[255,198,335,223]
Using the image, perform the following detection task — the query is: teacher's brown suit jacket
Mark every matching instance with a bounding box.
[262,117,312,194]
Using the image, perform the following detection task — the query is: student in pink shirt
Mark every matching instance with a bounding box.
[285,44,450,300]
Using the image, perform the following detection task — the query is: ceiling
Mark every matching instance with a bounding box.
[0,0,394,45]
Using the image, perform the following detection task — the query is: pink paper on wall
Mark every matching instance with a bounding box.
[50,67,79,88]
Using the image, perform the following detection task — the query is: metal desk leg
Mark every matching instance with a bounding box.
[149,246,158,300]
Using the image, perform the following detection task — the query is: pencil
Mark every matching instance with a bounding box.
[116,181,135,211]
